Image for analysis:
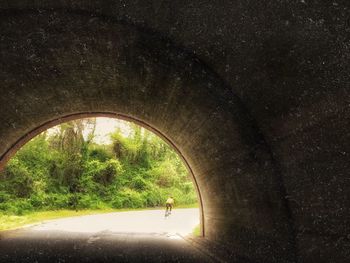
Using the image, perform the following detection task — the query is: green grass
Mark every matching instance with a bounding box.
[175,203,199,209]
[0,209,116,231]
[192,224,201,237]
[0,204,199,232]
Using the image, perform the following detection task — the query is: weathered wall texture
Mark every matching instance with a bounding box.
[0,1,349,262]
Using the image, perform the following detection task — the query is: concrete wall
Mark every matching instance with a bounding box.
[0,2,349,262]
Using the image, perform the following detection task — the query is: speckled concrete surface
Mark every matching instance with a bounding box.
[0,230,213,263]
[0,1,349,262]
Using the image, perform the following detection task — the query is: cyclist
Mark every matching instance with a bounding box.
[165,196,174,217]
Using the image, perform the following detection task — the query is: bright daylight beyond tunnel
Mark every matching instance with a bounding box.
[0,117,199,236]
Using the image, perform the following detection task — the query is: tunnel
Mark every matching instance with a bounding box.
[0,2,349,263]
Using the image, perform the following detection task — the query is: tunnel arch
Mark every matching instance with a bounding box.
[0,9,297,262]
[0,112,206,236]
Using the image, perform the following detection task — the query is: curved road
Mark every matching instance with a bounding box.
[31,208,200,236]
[0,208,213,263]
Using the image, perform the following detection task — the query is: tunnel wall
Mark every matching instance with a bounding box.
[0,2,349,262]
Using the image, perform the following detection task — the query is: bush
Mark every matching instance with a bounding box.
[0,202,12,212]
[86,159,123,186]
[2,159,34,198]
[77,194,105,209]
[130,176,147,191]
[181,182,194,194]
[110,189,145,209]
[110,197,123,209]
[141,187,163,207]
[0,191,11,203]
[5,199,33,215]
[79,173,98,194]
[44,193,71,209]
[89,146,113,162]
[30,192,47,208]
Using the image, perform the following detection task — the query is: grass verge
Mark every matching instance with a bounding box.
[192,224,201,237]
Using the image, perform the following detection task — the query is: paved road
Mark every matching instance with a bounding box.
[30,208,200,236]
[0,209,213,263]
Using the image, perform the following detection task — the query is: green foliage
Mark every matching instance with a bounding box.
[95,159,123,186]
[110,189,145,209]
[192,224,201,237]
[0,191,10,203]
[1,199,33,215]
[130,176,147,191]
[1,159,34,198]
[0,118,198,213]
[89,145,113,162]
[140,185,163,207]
[45,193,72,209]
[77,194,106,209]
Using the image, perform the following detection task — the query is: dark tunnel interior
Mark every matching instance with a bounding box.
[0,1,349,262]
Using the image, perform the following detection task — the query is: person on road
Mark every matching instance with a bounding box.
[165,196,174,216]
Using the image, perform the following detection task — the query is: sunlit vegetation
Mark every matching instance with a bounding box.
[0,118,198,220]
[192,224,201,237]
[0,209,117,231]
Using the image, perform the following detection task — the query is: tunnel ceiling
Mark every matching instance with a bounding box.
[0,2,349,263]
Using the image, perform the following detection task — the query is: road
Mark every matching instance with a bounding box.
[0,208,213,263]
[30,208,200,236]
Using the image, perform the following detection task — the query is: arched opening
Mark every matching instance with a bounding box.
[0,9,299,262]
[0,0,347,261]
[0,113,204,236]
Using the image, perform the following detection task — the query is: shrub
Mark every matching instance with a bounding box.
[0,202,12,212]
[6,199,33,215]
[181,182,194,194]
[89,146,113,162]
[87,159,123,186]
[110,189,145,209]
[44,193,71,209]
[141,187,163,207]
[77,194,104,209]
[30,192,47,208]
[0,191,11,203]
[130,176,147,191]
[2,159,34,198]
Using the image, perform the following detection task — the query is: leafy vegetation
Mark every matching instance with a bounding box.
[0,209,118,231]
[192,224,201,237]
[0,118,198,217]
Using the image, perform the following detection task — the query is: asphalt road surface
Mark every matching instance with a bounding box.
[30,208,200,236]
[0,208,213,263]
